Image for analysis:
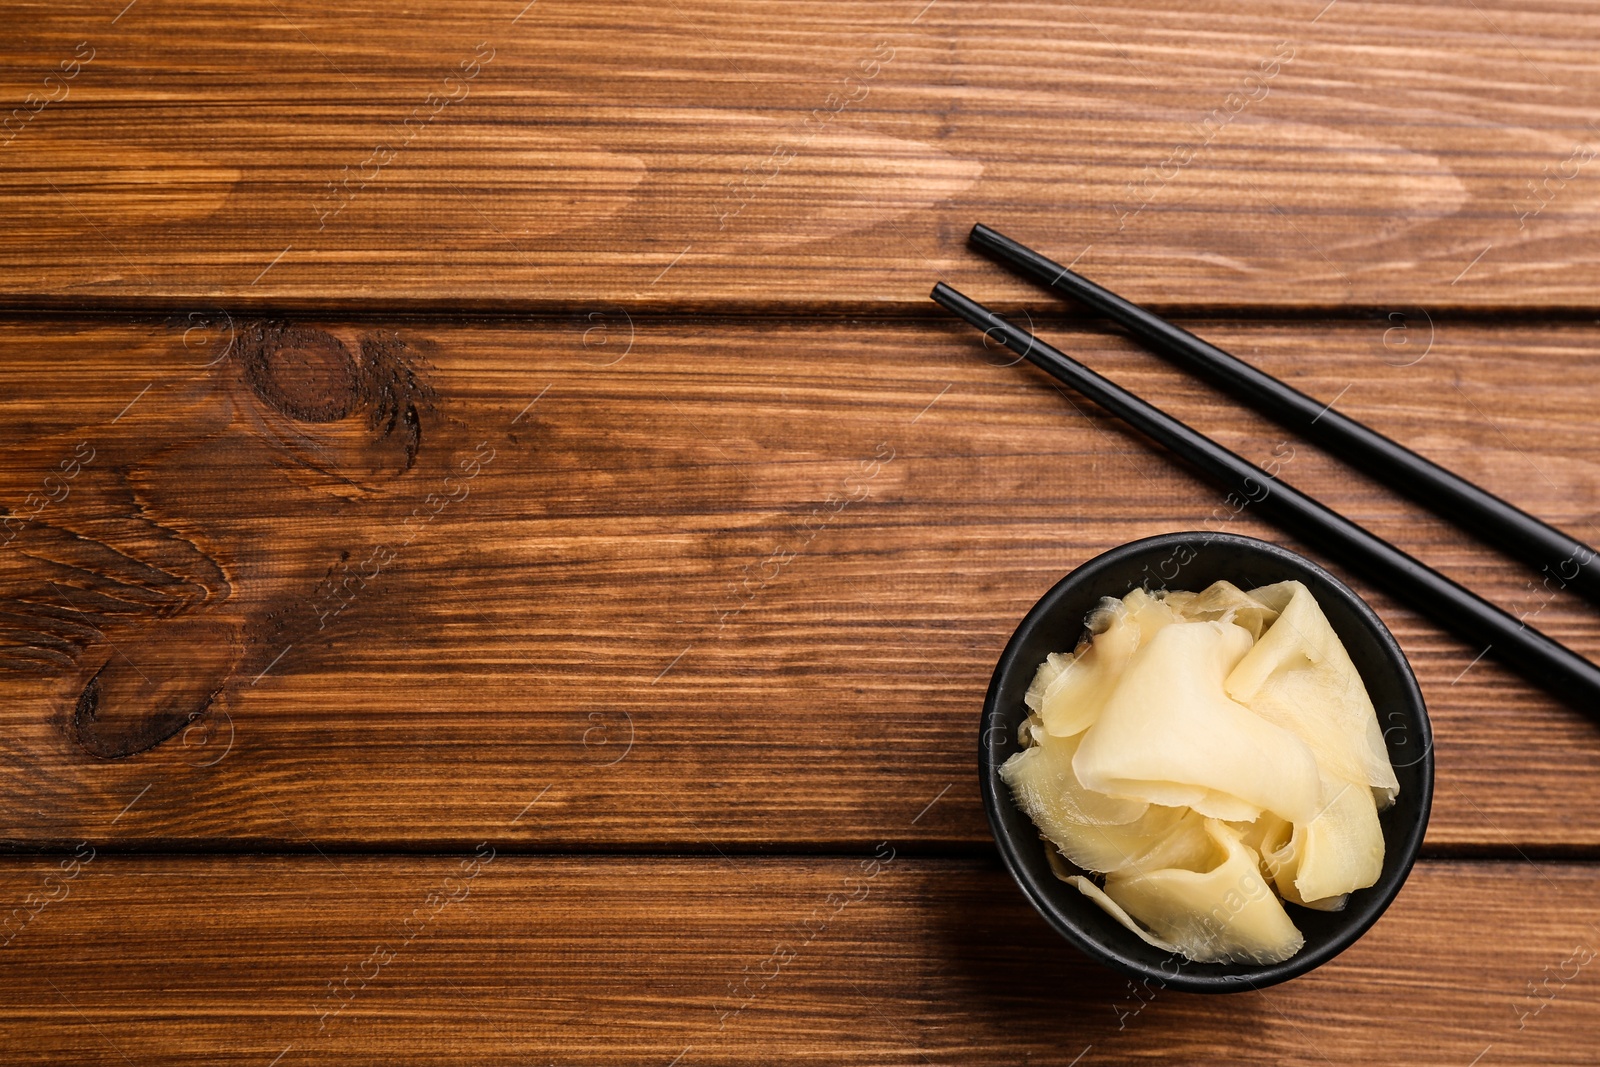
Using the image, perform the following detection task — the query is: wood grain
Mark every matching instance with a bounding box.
[6,2,1600,1058]
[1,316,1597,850]
[5,0,1600,308]
[0,854,1591,1065]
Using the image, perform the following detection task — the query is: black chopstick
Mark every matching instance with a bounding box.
[969,222,1600,606]
[930,281,1600,716]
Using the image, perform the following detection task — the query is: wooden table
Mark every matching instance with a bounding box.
[3,1,1599,1062]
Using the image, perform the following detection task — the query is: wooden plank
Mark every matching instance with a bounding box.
[5,0,1600,308]
[0,854,1591,1064]
[1,316,1598,850]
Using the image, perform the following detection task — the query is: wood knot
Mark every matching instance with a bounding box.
[236,321,432,477]
[241,323,361,423]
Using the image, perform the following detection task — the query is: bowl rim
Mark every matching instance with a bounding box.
[979,531,1435,993]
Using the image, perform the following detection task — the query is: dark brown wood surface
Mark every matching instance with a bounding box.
[1,318,1596,850]
[5,0,1600,1061]
[1,856,1596,1065]
[7,0,1600,309]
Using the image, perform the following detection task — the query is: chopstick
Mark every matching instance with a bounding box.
[930,280,1600,716]
[969,222,1600,606]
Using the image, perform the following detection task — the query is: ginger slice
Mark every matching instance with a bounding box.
[1074,620,1321,824]
[1095,820,1306,966]
[1227,581,1399,806]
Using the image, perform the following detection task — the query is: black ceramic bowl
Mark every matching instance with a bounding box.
[980,532,1433,992]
